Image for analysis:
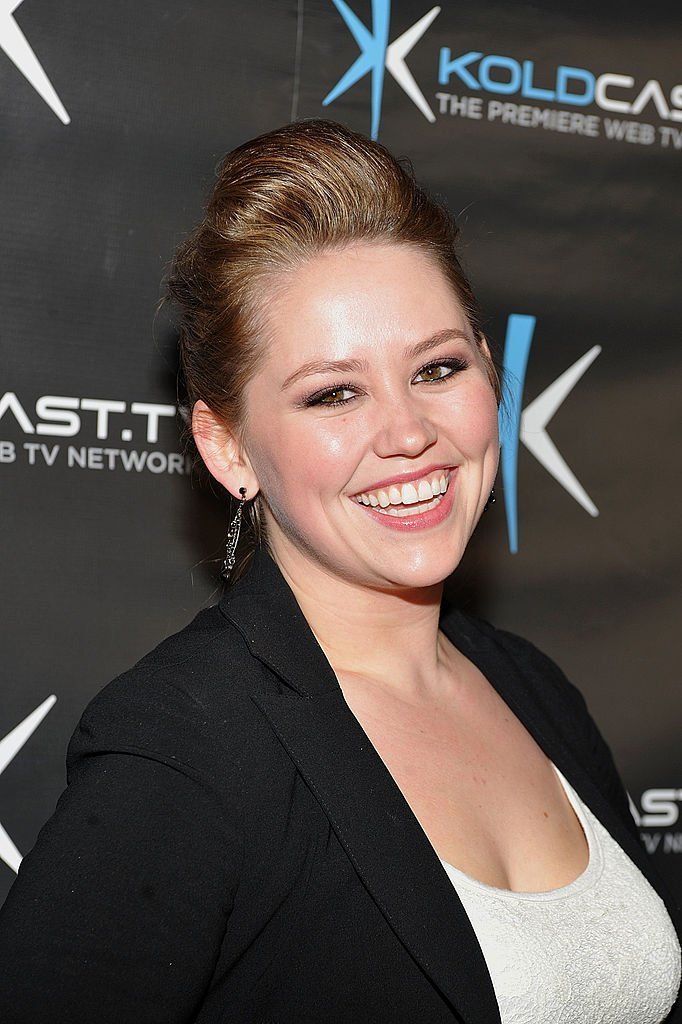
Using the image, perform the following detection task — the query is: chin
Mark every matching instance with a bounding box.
[371,550,465,592]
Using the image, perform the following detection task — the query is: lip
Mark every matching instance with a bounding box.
[351,469,457,532]
[349,463,455,497]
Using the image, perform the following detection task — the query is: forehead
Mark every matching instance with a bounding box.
[258,242,473,371]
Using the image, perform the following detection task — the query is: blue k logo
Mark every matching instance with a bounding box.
[499,315,601,553]
[323,0,441,139]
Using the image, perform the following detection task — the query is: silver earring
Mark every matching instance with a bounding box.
[221,487,247,580]
[483,487,496,513]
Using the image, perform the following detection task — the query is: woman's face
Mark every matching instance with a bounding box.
[239,242,499,591]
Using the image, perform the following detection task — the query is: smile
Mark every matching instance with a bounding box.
[352,471,450,517]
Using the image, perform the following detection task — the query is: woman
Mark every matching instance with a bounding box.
[0,120,679,1023]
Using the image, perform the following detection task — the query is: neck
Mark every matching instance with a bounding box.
[272,545,451,698]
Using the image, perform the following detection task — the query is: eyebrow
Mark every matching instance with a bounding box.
[405,328,471,361]
[280,328,471,391]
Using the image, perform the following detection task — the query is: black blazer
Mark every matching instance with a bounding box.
[0,548,680,1024]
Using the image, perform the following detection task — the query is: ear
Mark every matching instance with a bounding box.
[477,334,501,403]
[192,400,260,500]
[478,333,492,361]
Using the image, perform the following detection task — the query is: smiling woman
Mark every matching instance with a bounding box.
[167,118,500,582]
[0,120,679,1024]
[191,239,499,591]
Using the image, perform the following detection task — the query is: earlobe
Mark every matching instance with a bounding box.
[192,400,259,500]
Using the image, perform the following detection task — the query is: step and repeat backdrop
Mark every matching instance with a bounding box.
[1,0,680,909]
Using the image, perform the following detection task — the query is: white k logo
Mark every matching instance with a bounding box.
[0,695,57,873]
[384,7,440,124]
[521,346,601,518]
[0,0,70,124]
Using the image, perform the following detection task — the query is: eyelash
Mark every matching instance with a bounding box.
[301,357,470,408]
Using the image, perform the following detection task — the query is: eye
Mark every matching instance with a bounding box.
[303,384,357,408]
[413,357,468,384]
[416,364,451,383]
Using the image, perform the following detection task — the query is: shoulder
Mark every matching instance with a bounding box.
[443,606,591,722]
[67,602,277,784]
[442,607,604,767]
[445,608,635,823]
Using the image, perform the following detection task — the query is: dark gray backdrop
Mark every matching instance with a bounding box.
[1,0,680,906]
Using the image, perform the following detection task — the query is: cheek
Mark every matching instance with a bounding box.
[447,381,499,451]
[248,416,360,509]
[311,427,350,464]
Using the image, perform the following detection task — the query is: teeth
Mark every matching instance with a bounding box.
[380,495,442,517]
[402,482,419,504]
[354,471,450,509]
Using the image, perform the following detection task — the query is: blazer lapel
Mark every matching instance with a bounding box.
[221,551,501,1024]
[442,611,681,926]
[254,689,499,1024]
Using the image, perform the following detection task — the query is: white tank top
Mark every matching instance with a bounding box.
[440,768,681,1024]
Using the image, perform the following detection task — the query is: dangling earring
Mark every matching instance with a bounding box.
[221,487,247,580]
[483,487,496,513]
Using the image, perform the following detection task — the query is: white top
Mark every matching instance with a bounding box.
[440,767,681,1024]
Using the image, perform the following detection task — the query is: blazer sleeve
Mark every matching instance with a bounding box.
[0,675,243,1024]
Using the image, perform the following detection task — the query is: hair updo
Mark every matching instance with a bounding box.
[166,118,499,577]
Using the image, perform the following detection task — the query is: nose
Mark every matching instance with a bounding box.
[371,396,437,459]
